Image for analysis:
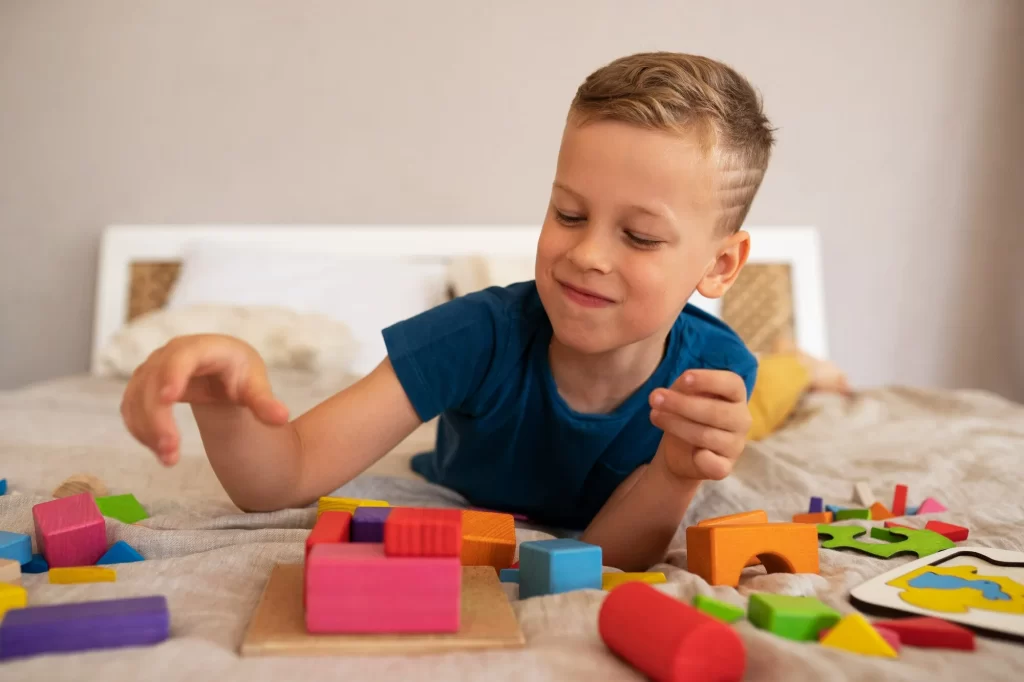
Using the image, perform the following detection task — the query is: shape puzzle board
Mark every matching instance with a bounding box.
[240,564,526,656]
[850,546,1024,643]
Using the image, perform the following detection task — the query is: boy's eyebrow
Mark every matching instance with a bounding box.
[553,182,671,220]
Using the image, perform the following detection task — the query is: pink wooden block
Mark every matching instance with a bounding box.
[305,543,460,634]
[916,497,947,515]
[32,493,107,568]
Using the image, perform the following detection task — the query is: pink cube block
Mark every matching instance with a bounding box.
[305,543,460,634]
[32,493,107,568]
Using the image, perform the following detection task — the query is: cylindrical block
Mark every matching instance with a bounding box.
[598,582,746,682]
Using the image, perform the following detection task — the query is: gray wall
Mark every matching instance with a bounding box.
[1,0,1022,400]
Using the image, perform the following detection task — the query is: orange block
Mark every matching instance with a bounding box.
[685,523,819,587]
[792,511,833,524]
[460,510,516,571]
[869,502,894,521]
[698,509,768,567]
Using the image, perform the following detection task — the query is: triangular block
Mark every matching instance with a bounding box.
[869,502,893,520]
[96,540,144,565]
[872,617,975,650]
[916,498,947,515]
[923,520,969,542]
[820,624,902,652]
[820,613,898,658]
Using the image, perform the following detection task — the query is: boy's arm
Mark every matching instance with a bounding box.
[195,358,422,512]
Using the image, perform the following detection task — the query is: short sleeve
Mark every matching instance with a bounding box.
[381,290,510,422]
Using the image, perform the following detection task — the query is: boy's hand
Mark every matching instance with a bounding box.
[120,334,289,466]
[648,369,751,481]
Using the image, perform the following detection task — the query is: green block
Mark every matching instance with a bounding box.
[834,508,871,521]
[817,524,955,559]
[869,527,901,542]
[693,594,745,623]
[748,593,841,641]
[95,494,149,524]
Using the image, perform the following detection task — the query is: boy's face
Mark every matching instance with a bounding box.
[535,119,747,355]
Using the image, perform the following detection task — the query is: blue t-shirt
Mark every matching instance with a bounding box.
[382,281,757,530]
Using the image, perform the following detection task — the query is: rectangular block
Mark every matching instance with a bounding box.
[499,568,519,584]
[0,582,27,619]
[305,511,351,558]
[50,567,117,584]
[0,596,169,661]
[854,482,875,506]
[32,493,108,568]
[351,506,392,543]
[305,543,460,633]
[0,531,32,565]
[385,508,462,558]
[792,511,833,524]
[519,539,602,599]
[924,520,969,542]
[0,558,22,584]
[696,509,768,527]
[602,572,666,591]
[834,508,871,521]
[95,494,149,524]
[461,510,516,571]
[824,505,847,514]
[809,497,823,513]
[892,484,908,516]
[317,496,388,518]
[0,478,6,495]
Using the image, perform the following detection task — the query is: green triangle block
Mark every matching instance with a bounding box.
[693,594,745,623]
[95,494,149,524]
[748,593,841,641]
[834,508,871,521]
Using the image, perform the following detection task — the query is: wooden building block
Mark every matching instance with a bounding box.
[892,484,908,516]
[792,511,833,524]
[835,508,871,521]
[809,496,823,513]
[854,482,875,506]
[825,504,846,514]
[316,496,388,518]
[31,493,107,568]
[0,478,6,495]
[820,613,898,658]
[599,582,746,682]
[305,543,460,633]
[95,494,149,524]
[697,509,768,567]
[461,510,516,571]
[0,582,27,619]
[351,506,392,543]
[924,520,969,542]
[0,596,168,661]
[817,524,955,559]
[916,497,947,515]
[869,502,894,520]
[748,593,839,641]
[602,572,666,591]
[0,531,31,565]
[519,539,602,599]
[384,507,462,558]
[49,567,117,584]
[96,540,144,565]
[306,511,351,558]
[692,594,745,623]
[872,617,975,650]
[883,521,913,529]
[0,558,21,584]
[241,564,524,656]
[21,554,48,574]
[685,523,819,587]
[499,568,519,584]
[819,624,902,652]
[51,473,109,499]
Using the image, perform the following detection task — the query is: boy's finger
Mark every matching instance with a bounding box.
[672,369,748,403]
[142,371,180,462]
[241,375,290,425]
[692,448,733,481]
[649,390,751,432]
[158,347,202,402]
[650,410,741,460]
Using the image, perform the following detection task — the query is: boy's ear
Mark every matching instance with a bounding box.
[695,230,750,299]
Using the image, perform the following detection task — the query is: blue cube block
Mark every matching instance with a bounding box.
[809,496,823,513]
[499,568,520,584]
[519,539,602,599]
[97,540,144,565]
[351,506,392,543]
[0,531,32,565]
[21,553,49,573]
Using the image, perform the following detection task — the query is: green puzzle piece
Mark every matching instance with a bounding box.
[96,494,149,524]
[748,593,841,641]
[817,523,955,559]
[693,594,745,623]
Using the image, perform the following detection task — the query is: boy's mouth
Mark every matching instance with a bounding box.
[557,280,615,308]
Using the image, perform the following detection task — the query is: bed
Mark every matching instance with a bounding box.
[1,224,1022,681]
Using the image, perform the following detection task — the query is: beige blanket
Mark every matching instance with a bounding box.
[1,371,1023,681]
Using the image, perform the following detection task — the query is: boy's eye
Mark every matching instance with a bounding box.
[625,231,663,249]
[554,210,585,226]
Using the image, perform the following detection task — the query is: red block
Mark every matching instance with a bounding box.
[884,521,913,529]
[924,520,969,542]
[32,493,107,568]
[599,582,745,682]
[306,511,351,557]
[873,617,975,650]
[384,508,462,558]
[892,484,908,517]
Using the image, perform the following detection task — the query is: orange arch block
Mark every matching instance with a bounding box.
[697,509,769,567]
[686,523,819,587]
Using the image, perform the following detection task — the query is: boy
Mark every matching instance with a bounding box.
[120,52,774,571]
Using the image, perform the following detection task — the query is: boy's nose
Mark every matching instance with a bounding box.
[566,227,613,274]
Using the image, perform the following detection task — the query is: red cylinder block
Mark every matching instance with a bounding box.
[598,582,746,682]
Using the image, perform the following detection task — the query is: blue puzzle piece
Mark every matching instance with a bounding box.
[96,540,144,565]
[0,531,31,565]
[499,568,520,584]
[21,553,48,573]
[519,539,602,599]
[0,478,7,495]
[809,496,823,513]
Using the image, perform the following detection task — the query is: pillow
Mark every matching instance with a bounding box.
[96,304,359,380]
[166,242,449,375]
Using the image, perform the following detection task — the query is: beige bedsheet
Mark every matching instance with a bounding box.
[1,371,1023,681]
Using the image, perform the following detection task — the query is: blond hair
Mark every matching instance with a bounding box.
[570,52,774,233]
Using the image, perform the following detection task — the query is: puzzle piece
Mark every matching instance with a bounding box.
[0,582,27,619]
[0,531,31,565]
[873,617,975,650]
[820,613,898,658]
[693,594,745,623]
[519,539,602,599]
[793,511,833,524]
[747,593,840,641]
[888,564,1024,615]
[835,508,871,521]
[95,494,149,524]
[817,524,955,559]
[924,520,969,542]
[916,498,947,515]
[602,572,666,591]
[96,540,144,565]
[50,567,116,584]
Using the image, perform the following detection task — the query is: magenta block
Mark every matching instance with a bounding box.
[32,493,107,567]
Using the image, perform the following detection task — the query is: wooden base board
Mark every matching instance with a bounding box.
[240,563,526,656]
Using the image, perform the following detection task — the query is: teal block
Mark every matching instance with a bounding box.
[0,531,31,565]
[22,553,49,573]
[96,540,144,565]
[519,539,602,599]
[824,505,847,514]
[0,478,7,495]
[499,568,520,584]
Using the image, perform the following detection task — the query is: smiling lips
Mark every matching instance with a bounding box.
[558,281,615,308]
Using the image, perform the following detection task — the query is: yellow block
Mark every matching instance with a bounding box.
[0,558,21,585]
[317,497,389,518]
[820,613,898,658]
[49,567,117,584]
[0,582,27,619]
[602,572,667,591]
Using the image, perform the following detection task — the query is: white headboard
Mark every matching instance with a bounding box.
[92,224,828,373]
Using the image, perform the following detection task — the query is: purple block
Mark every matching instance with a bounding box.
[809,496,823,513]
[0,595,169,660]
[351,506,392,543]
